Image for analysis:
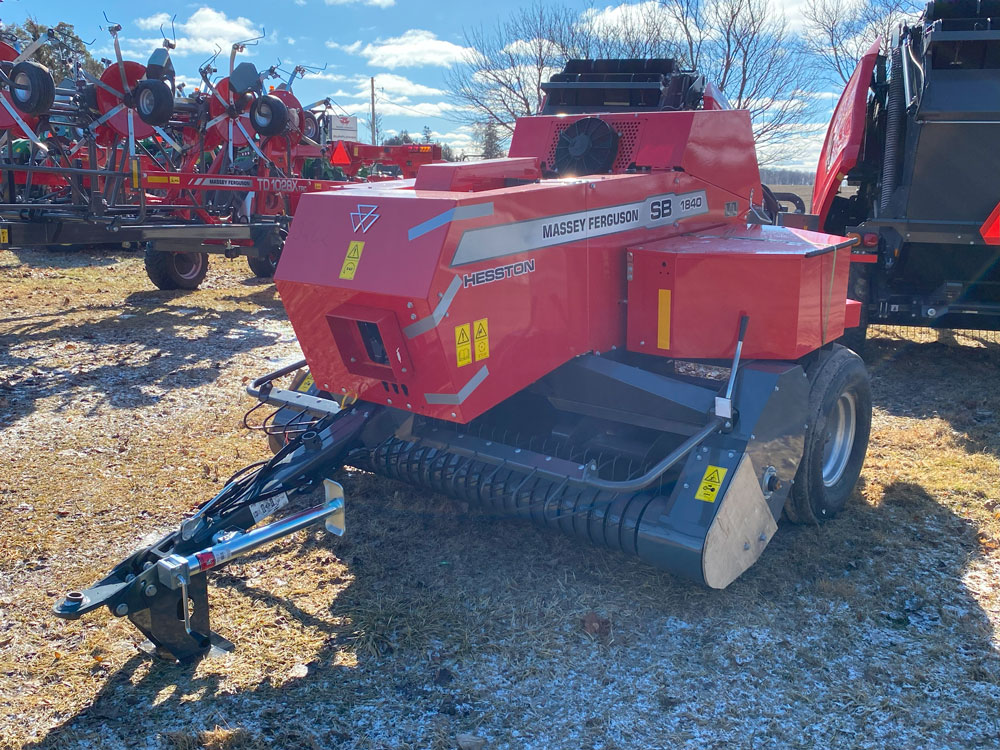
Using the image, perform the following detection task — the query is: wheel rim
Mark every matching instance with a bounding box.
[172,253,203,280]
[13,72,30,103]
[255,102,272,128]
[138,87,155,116]
[821,390,857,487]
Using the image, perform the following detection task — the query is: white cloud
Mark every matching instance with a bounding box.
[353,30,473,69]
[326,40,363,54]
[129,7,263,57]
[325,0,396,7]
[371,100,470,118]
[758,122,828,170]
[287,37,297,46]
[373,74,445,99]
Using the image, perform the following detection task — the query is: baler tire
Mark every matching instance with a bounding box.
[134,79,174,126]
[144,247,209,290]
[247,249,280,278]
[9,60,55,116]
[786,345,871,524]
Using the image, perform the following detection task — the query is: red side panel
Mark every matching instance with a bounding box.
[627,226,855,360]
[811,42,880,224]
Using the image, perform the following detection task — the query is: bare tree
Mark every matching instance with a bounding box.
[663,0,814,162]
[447,0,817,163]
[446,4,580,137]
[803,0,921,83]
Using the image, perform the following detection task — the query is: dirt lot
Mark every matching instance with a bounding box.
[1,247,999,750]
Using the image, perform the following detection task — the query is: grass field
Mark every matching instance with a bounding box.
[1,246,999,749]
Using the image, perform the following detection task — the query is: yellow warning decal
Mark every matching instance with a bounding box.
[657,289,671,350]
[694,464,728,502]
[297,372,315,393]
[148,175,169,184]
[170,175,180,184]
[0,228,8,245]
[130,157,140,189]
[339,240,365,280]
[455,324,472,367]
[474,317,489,361]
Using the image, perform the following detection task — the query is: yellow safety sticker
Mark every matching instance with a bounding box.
[455,324,472,367]
[130,157,140,190]
[297,372,315,392]
[148,175,169,184]
[474,317,489,361]
[694,464,728,503]
[339,240,365,280]
[0,228,8,245]
[170,175,180,184]
[657,289,671,350]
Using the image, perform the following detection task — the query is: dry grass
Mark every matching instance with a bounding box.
[1,246,999,749]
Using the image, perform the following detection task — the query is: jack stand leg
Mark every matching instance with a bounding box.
[128,575,232,662]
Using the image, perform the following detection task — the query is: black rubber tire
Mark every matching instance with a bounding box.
[838,265,869,356]
[144,247,209,290]
[247,249,280,278]
[134,79,174,126]
[9,60,55,115]
[785,344,872,524]
[250,95,288,137]
[301,111,319,141]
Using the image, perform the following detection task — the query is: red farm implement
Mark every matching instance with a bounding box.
[54,59,873,662]
[0,22,439,289]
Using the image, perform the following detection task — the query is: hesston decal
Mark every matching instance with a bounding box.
[463,259,536,288]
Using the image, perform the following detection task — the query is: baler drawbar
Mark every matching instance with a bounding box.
[54,59,873,661]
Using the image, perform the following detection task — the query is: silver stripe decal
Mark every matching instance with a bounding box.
[408,202,494,241]
[403,275,462,339]
[450,190,708,267]
[424,365,489,405]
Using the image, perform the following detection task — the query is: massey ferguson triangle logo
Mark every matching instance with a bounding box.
[350,204,380,233]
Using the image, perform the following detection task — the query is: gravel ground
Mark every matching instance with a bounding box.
[1,247,999,750]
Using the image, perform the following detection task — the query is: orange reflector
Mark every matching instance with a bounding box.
[331,141,351,166]
[982,202,1000,246]
[657,289,671,350]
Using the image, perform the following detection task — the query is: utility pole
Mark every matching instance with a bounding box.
[370,77,376,145]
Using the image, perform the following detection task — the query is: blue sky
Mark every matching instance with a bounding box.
[2,0,831,168]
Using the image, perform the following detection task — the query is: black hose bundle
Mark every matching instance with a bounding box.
[879,46,905,215]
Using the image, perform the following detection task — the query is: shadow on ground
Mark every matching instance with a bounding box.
[0,288,285,426]
[865,330,1000,459]
[25,469,1000,748]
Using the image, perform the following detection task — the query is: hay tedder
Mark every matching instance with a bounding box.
[0,22,440,289]
[55,59,873,661]
[811,0,1000,347]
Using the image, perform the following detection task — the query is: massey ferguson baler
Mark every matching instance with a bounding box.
[54,60,873,662]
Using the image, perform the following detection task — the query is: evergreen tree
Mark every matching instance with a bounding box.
[479,121,504,159]
[7,19,103,83]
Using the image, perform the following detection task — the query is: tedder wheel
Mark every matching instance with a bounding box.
[247,249,280,278]
[9,60,55,116]
[134,79,174,126]
[250,94,289,137]
[301,111,319,141]
[143,246,209,290]
[785,344,872,524]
